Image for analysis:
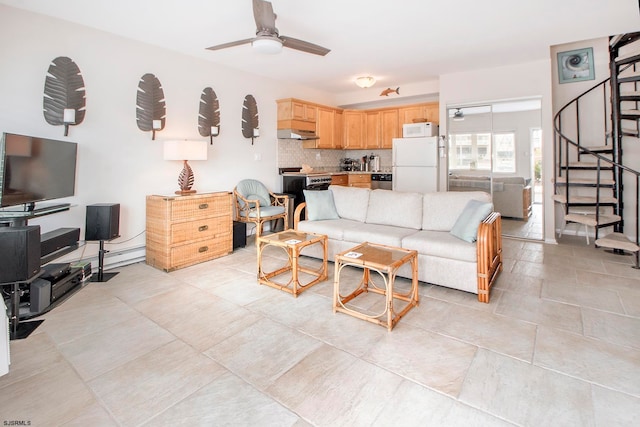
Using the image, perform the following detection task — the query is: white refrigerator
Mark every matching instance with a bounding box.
[392,136,439,193]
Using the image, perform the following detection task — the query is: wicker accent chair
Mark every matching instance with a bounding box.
[233,179,289,239]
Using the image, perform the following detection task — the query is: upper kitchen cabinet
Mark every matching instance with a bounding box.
[366,111,381,148]
[398,102,439,126]
[343,110,367,149]
[380,109,400,148]
[303,106,343,149]
[277,98,317,132]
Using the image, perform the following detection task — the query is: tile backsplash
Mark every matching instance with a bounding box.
[277,139,392,172]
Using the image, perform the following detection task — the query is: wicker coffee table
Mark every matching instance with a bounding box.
[256,230,327,297]
[333,242,418,331]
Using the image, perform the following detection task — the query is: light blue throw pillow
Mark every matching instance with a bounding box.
[303,190,339,221]
[450,199,493,243]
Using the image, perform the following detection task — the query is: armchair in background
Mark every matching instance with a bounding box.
[233,179,289,238]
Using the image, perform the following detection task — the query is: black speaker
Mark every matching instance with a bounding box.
[30,278,51,313]
[0,225,41,283]
[85,203,120,241]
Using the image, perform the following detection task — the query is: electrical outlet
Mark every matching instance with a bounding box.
[254,153,261,161]
[315,152,321,160]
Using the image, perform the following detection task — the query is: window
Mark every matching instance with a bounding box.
[449,132,516,173]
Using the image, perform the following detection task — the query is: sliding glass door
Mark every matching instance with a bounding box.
[447,99,543,240]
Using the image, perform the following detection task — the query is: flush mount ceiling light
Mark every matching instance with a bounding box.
[251,35,283,54]
[453,108,465,121]
[355,76,376,88]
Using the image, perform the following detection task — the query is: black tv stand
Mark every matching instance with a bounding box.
[0,203,71,227]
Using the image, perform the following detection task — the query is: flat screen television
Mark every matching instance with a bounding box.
[0,133,77,209]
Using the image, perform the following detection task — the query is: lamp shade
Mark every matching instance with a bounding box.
[163,140,208,161]
[252,37,282,54]
[355,76,376,88]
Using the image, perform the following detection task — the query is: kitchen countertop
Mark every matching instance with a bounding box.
[280,170,391,176]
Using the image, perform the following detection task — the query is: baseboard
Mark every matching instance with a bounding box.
[57,245,146,272]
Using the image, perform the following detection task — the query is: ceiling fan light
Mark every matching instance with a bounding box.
[355,76,376,88]
[252,37,282,54]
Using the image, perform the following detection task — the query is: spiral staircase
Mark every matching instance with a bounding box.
[554,32,640,268]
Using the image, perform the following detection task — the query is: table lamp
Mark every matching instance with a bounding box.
[163,140,208,195]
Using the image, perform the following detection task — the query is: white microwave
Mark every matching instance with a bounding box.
[402,122,438,138]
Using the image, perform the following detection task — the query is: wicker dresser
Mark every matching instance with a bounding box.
[146,192,233,271]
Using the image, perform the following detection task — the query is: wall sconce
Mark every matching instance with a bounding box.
[210,126,219,144]
[163,140,208,195]
[63,108,76,136]
[355,76,376,88]
[452,108,465,121]
[152,120,163,140]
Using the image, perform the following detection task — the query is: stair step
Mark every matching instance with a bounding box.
[595,232,640,252]
[621,109,640,119]
[560,162,613,170]
[564,213,621,227]
[622,127,640,136]
[556,176,615,186]
[579,145,613,153]
[615,51,640,66]
[620,90,640,98]
[553,194,618,205]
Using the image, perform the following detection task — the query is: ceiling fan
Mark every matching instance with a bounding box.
[206,0,330,56]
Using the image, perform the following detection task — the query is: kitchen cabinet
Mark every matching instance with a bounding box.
[277,98,317,132]
[348,173,371,188]
[380,109,400,148]
[303,106,341,149]
[146,192,233,271]
[366,111,381,148]
[343,111,367,149]
[331,174,348,186]
[398,102,439,126]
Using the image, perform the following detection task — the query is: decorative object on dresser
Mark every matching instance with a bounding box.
[146,192,233,271]
[43,56,86,136]
[198,87,221,144]
[234,179,289,239]
[242,94,259,144]
[163,140,208,195]
[136,73,166,140]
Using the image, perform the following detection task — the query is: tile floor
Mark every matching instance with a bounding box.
[1,235,640,426]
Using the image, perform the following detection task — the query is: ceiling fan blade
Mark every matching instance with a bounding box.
[281,36,331,56]
[206,38,253,51]
[253,0,277,33]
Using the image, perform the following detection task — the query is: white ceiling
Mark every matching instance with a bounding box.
[2,0,639,94]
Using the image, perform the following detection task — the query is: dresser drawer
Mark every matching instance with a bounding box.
[169,194,230,221]
[169,237,232,270]
[170,216,231,245]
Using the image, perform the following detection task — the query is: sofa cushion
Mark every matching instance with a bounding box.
[303,189,339,221]
[365,189,423,229]
[422,191,492,231]
[328,185,370,222]
[450,199,494,243]
[402,230,477,262]
[297,218,357,240]
[342,223,418,248]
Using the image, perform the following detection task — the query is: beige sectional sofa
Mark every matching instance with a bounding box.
[448,175,532,220]
[293,185,503,303]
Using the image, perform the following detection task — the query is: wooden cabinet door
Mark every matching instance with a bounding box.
[315,107,335,149]
[331,174,348,186]
[292,101,316,122]
[366,111,380,149]
[343,111,366,149]
[380,109,400,148]
[334,110,344,149]
[399,105,427,126]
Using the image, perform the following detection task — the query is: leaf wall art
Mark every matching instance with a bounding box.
[43,56,86,136]
[198,87,220,144]
[241,94,259,144]
[136,73,166,140]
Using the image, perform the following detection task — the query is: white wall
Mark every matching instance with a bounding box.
[439,59,555,242]
[0,5,327,260]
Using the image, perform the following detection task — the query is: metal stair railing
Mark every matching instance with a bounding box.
[554,75,640,252]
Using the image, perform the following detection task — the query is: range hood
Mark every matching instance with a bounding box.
[277,128,318,140]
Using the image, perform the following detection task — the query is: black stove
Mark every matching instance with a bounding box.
[279,168,332,219]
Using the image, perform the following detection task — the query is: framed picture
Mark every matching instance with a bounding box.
[557,47,595,84]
